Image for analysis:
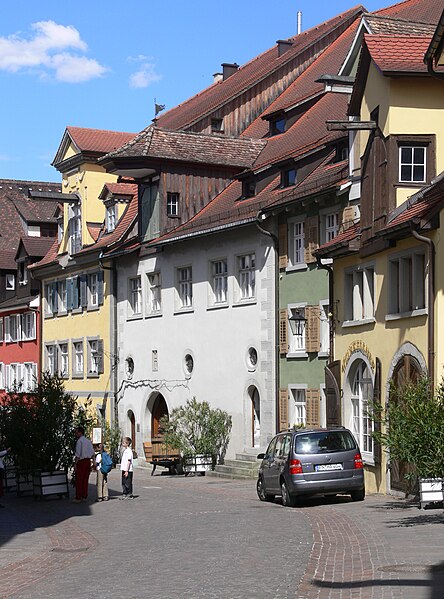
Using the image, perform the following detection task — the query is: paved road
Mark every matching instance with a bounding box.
[1,468,444,599]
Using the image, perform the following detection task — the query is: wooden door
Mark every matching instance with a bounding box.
[151,395,168,438]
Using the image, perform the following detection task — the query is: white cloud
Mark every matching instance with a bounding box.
[129,61,162,89]
[0,20,107,83]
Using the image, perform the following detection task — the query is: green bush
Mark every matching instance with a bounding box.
[161,397,232,469]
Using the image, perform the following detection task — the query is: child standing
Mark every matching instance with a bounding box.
[95,444,109,502]
[120,437,134,500]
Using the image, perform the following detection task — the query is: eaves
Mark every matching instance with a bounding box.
[53,151,104,173]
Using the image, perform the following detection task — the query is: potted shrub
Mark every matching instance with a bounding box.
[372,377,444,507]
[161,397,232,475]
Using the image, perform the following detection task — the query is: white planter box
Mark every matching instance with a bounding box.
[33,471,69,499]
[419,478,443,509]
[184,455,212,475]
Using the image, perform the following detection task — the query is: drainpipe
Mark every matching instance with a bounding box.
[316,257,334,361]
[256,211,280,435]
[411,228,435,385]
[99,252,118,425]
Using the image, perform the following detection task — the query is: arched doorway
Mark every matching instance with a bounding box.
[127,410,136,449]
[151,394,169,438]
[390,354,423,492]
[249,387,260,448]
[343,357,374,461]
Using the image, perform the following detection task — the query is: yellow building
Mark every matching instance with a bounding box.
[317,32,444,495]
[31,127,136,419]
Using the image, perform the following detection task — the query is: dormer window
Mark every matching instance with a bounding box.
[18,261,27,285]
[242,180,256,199]
[211,118,224,133]
[270,117,286,136]
[106,204,117,232]
[167,192,179,217]
[399,146,426,183]
[69,204,82,255]
[281,167,297,188]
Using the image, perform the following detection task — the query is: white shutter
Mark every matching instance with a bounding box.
[0,317,3,342]
[5,365,10,390]
[32,363,38,390]
[4,317,10,343]
[0,363,4,390]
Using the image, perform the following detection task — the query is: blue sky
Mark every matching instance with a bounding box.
[1,0,383,183]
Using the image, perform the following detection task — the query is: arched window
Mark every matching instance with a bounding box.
[351,361,373,455]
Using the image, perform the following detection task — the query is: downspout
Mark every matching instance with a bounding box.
[412,228,435,384]
[256,211,280,435]
[316,257,334,361]
[99,252,118,425]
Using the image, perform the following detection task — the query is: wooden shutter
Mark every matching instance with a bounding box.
[80,274,88,308]
[304,215,319,264]
[305,305,320,353]
[97,339,104,375]
[342,206,357,231]
[373,357,382,464]
[279,388,289,432]
[278,223,288,269]
[72,276,79,310]
[279,309,288,354]
[98,270,104,305]
[306,389,320,427]
[51,282,58,314]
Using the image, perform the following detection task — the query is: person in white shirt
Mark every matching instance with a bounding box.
[120,437,134,500]
[73,426,95,503]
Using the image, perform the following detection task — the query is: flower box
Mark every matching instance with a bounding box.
[184,455,212,476]
[419,478,443,509]
[33,470,69,499]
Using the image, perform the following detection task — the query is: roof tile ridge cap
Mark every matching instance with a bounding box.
[157,127,266,146]
[286,4,365,43]
[67,125,135,136]
[366,12,434,26]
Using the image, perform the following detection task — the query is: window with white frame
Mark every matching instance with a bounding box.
[289,387,306,426]
[238,254,255,300]
[46,344,57,375]
[23,363,37,391]
[147,272,161,314]
[129,276,142,315]
[344,264,375,323]
[69,204,82,254]
[59,343,69,377]
[88,340,99,375]
[18,260,27,285]
[73,341,84,376]
[211,259,228,304]
[6,274,15,290]
[178,266,192,308]
[288,219,305,267]
[322,210,339,243]
[288,305,306,353]
[167,193,179,217]
[8,315,21,343]
[106,204,117,232]
[0,318,3,343]
[9,363,20,390]
[58,280,67,312]
[351,361,373,457]
[88,273,99,308]
[319,301,329,355]
[388,249,425,316]
[22,312,36,340]
[399,146,426,183]
[45,283,58,315]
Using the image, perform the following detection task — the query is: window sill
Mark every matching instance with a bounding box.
[319,257,333,265]
[87,305,99,312]
[207,302,229,311]
[233,298,256,307]
[385,308,427,321]
[87,373,100,379]
[174,307,194,315]
[318,351,329,358]
[286,351,308,359]
[145,312,163,319]
[127,313,143,321]
[72,374,84,379]
[72,308,83,315]
[342,317,375,328]
[285,263,308,273]
[57,310,68,317]
[44,313,54,319]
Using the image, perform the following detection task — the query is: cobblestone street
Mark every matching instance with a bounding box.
[1,468,444,599]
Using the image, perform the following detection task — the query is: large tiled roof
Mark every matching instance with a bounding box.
[19,236,57,259]
[28,238,59,270]
[0,250,17,270]
[364,34,433,72]
[66,127,136,154]
[155,6,364,131]
[364,14,436,35]
[374,0,443,25]
[102,126,266,168]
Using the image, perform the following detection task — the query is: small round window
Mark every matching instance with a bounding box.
[247,347,258,370]
[126,357,134,379]
[184,354,194,376]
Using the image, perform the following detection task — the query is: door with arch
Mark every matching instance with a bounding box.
[127,410,136,450]
[249,387,260,448]
[151,394,169,438]
[390,354,422,492]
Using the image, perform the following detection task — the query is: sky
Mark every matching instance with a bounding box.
[1,0,384,183]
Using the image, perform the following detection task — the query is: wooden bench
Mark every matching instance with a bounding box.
[143,437,182,475]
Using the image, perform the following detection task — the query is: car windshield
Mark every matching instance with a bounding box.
[294,431,356,454]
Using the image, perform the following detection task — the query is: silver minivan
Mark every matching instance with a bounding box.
[256,427,365,507]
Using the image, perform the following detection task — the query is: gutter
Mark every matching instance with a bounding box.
[411,228,435,384]
[256,210,280,436]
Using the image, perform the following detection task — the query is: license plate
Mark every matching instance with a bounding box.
[315,463,343,471]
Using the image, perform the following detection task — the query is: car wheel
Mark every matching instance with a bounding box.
[280,480,297,507]
[351,488,365,502]
[256,477,274,502]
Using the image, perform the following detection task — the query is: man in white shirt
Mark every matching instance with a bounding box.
[120,437,134,499]
[73,426,95,503]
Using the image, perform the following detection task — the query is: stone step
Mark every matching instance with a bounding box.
[215,464,258,476]
[224,458,260,470]
[206,470,255,480]
[236,452,263,463]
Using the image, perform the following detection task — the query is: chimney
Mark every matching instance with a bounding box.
[213,72,223,84]
[221,63,239,81]
[297,11,302,35]
[276,40,293,57]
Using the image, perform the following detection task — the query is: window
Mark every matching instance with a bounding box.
[344,265,375,324]
[147,272,161,314]
[388,249,426,316]
[73,341,84,377]
[288,219,305,267]
[289,388,306,426]
[351,362,373,457]
[322,210,339,243]
[6,274,15,290]
[238,254,255,300]
[46,344,57,375]
[9,363,20,390]
[178,266,193,308]
[106,204,117,232]
[270,117,285,135]
[69,204,82,254]
[399,146,426,183]
[88,339,103,376]
[18,261,27,285]
[211,118,224,133]
[59,343,69,377]
[46,282,58,315]
[152,350,158,372]
[88,273,99,308]
[22,312,36,340]
[0,318,3,343]
[288,305,306,353]
[281,168,296,188]
[58,280,67,312]
[241,180,256,199]
[167,193,179,217]
[129,276,142,316]
[23,363,37,391]
[8,315,21,343]
[211,259,228,304]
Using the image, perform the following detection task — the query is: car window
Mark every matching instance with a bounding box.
[281,434,291,457]
[274,436,284,458]
[265,437,277,458]
[294,431,356,454]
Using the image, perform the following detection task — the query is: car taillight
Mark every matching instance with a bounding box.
[354,453,363,469]
[289,459,303,475]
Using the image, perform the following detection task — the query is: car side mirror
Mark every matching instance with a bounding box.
[257,453,265,460]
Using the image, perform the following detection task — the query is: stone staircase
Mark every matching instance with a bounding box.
[207,450,261,480]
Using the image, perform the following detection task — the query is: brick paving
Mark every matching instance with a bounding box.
[1,469,443,598]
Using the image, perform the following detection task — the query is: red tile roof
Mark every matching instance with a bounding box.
[18,236,57,259]
[29,238,60,269]
[364,14,436,35]
[317,221,361,254]
[66,127,136,154]
[374,0,443,25]
[0,250,17,270]
[364,34,433,72]
[155,6,364,131]
[86,223,103,242]
[99,182,138,199]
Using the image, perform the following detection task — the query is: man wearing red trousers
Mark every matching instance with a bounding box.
[72,426,95,503]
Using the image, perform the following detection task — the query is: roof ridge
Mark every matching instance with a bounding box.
[67,125,135,136]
